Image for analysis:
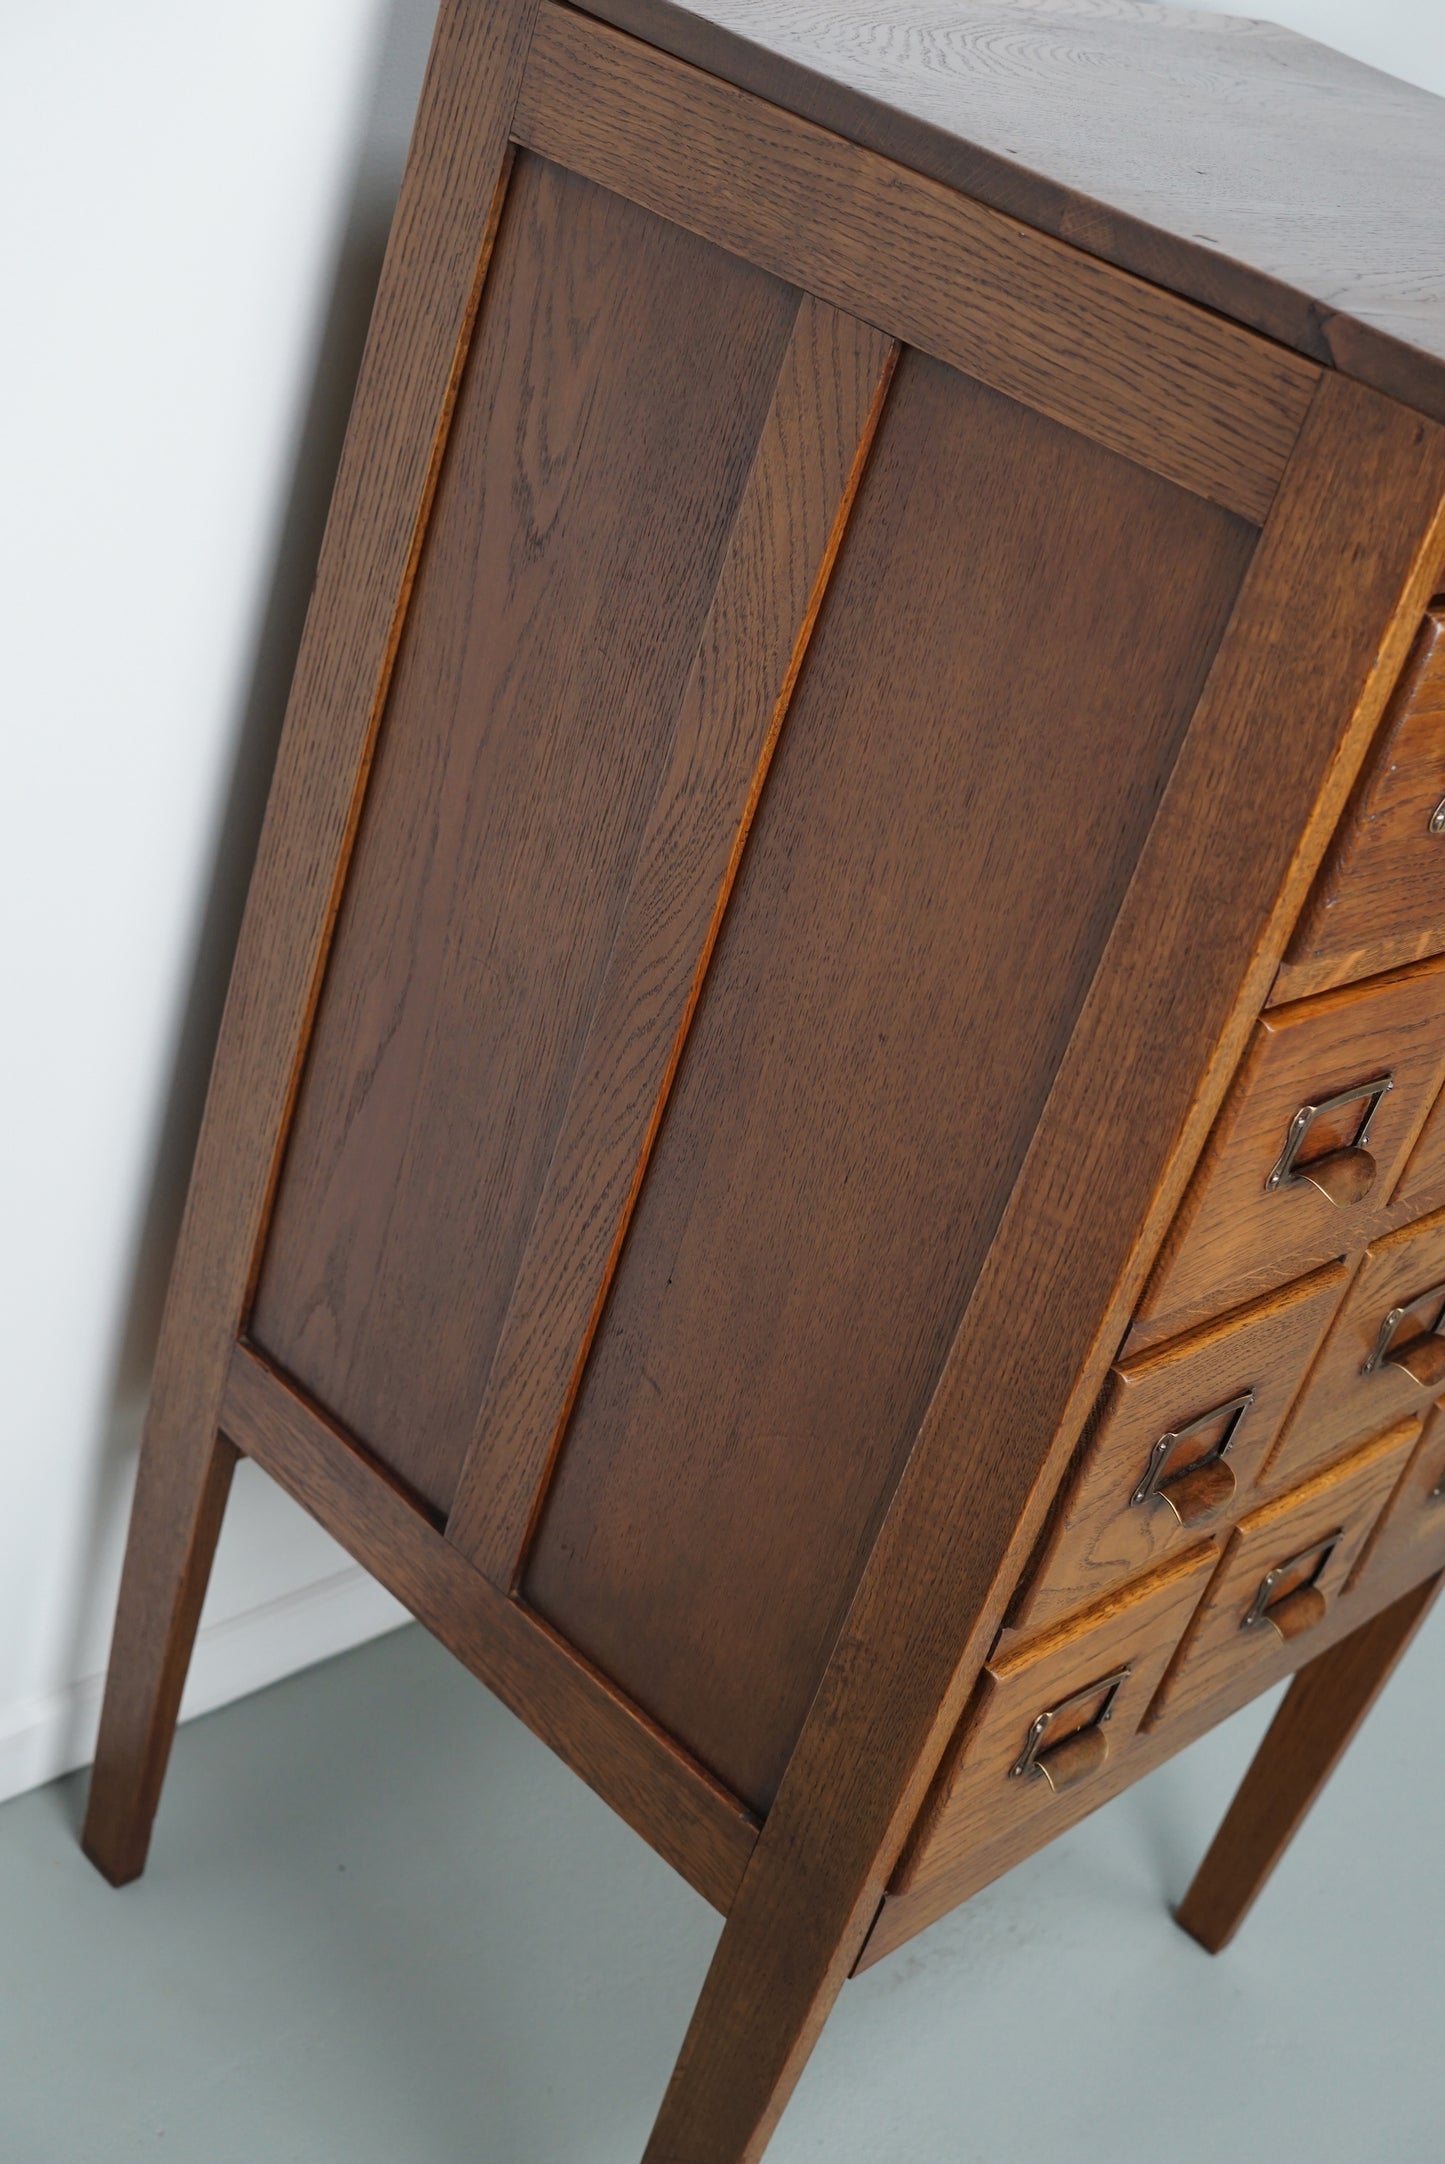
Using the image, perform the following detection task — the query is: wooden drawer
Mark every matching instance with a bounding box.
[1011,1264,1348,1634]
[1349,1398,1445,1601]
[1132,959,1445,1347]
[1275,608,1445,1002]
[899,1548,1217,1896]
[1392,1070,1445,1219]
[1267,1204,1445,1484]
[1147,1421,1419,1726]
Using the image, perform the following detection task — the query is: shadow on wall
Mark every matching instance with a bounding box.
[55,0,444,1779]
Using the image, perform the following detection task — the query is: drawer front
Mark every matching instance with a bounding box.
[1392,1070,1445,1220]
[1132,959,1445,1347]
[1013,1265,1348,1633]
[1266,1204,1445,1484]
[1147,1421,1419,1726]
[1277,608,1445,1002]
[1350,1399,1445,1600]
[902,1548,1217,1894]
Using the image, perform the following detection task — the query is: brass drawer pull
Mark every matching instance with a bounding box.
[1130,1390,1253,1525]
[1010,1664,1131,1794]
[1361,1278,1445,1387]
[1265,1075,1394,1207]
[1241,1531,1342,1642]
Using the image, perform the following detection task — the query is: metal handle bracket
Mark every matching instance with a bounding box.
[1131,1391,1254,1520]
[1241,1531,1342,1639]
[1010,1664,1131,1788]
[1361,1279,1445,1382]
[1265,1075,1393,1205]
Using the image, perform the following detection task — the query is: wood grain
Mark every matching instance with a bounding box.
[1267,1207,1445,1485]
[445,297,897,1584]
[1129,956,1445,1353]
[862,1542,1444,1966]
[81,1437,238,1887]
[637,375,1445,2164]
[1349,1398,1445,1602]
[1008,1263,1350,1638]
[250,159,801,1516]
[528,343,1254,1818]
[81,0,541,1889]
[1273,608,1445,1002]
[1146,1421,1420,1728]
[1176,1573,1442,1954]
[896,1546,1217,1900]
[1390,998,1445,1220]
[571,0,1445,424]
[222,1345,758,1913]
[514,3,1317,523]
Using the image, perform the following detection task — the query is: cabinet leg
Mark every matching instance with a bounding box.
[1176,1573,1442,1954]
[82,1426,239,1886]
[640,1825,879,2164]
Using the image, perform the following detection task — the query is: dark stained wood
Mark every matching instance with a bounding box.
[222,1345,758,1912]
[1176,1573,1442,1955]
[572,0,1445,425]
[250,159,802,1516]
[78,2,1445,2145]
[637,376,1445,2164]
[81,0,542,1889]
[82,1437,237,1887]
[528,345,1256,1815]
[514,3,1317,523]
[862,1543,1444,1966]
[1007,1263,1350,1639]
[445,298,898,1584]
[1274,609,1445,1002]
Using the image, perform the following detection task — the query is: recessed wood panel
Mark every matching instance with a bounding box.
[249,155,801,1510]
[444,298,898,1582]
[525,347,1256,1812]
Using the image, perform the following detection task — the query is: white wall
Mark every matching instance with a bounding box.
[0,0,1439,1810]
[0,0,440,1803]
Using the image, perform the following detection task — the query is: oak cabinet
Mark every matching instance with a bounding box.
[85,2,1445,2155]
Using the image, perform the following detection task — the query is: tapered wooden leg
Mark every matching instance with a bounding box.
[1176,1574,1443,1955]
[642,1897,860,2164]
[82,1426,239,1885]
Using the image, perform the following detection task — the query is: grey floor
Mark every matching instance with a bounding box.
[4,1609,1442,2164]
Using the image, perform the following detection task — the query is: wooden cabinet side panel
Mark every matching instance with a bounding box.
[525,347,1257,1814]
[249,159,803,1513]
[634,381,1445,2164]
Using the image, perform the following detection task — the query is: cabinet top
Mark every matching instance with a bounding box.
[576,0,1445,423]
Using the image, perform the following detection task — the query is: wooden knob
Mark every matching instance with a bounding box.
[1385,1332,1445,1389]
[1291,1145,1376,1207]
[1259,1583,1327,1642]
[1035,1723,1110,1794]
[1156,1455,1236,1528]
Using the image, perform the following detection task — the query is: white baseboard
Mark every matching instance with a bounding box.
[0,1565,408,1808]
